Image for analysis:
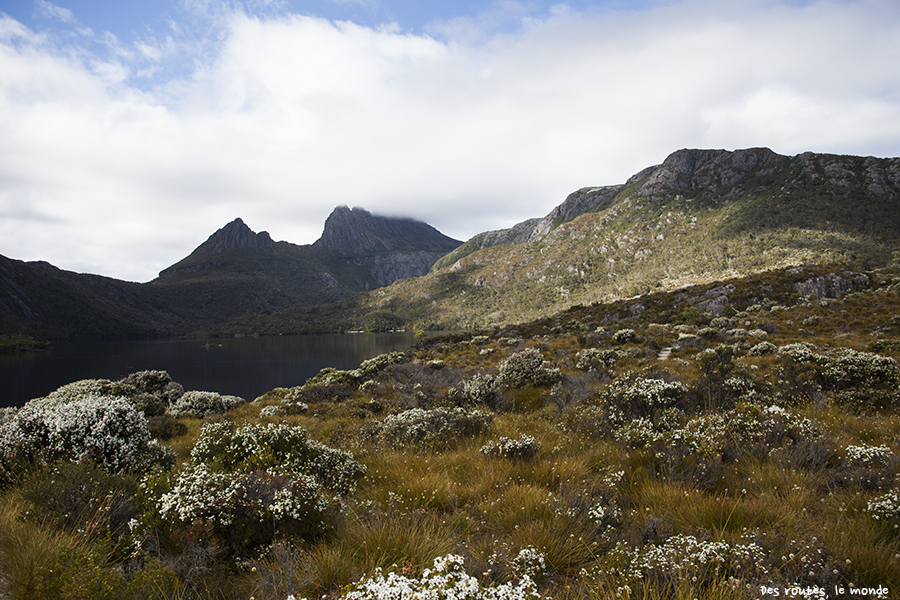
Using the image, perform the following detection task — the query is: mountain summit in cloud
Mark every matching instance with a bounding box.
[313,206,464,255]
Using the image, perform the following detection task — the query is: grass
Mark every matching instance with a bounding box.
[0,492,84,599]
[4,266,900,599]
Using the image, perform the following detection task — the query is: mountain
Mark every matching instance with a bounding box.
[0,256,185,339]
[0,208,462,339]
[208,147,900,335]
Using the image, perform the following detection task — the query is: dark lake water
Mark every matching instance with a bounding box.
[1,333,418,408]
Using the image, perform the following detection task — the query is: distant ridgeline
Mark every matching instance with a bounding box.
[207,148,900,335]
[0,207,461,339]
[2,148,899,340]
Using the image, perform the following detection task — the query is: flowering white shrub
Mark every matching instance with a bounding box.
[498,349,560,389]
[303,352,409,389]
[604,370,689,428]
[671,404,827,462]
[778,343,898,396]
[36,372,185,417]
[354,352,409,379]
[509,547,547,579]
[844,444,895,470]
[613,329,637,343]
[602,534,767,589]
[480,434,541,460]
[0,407,18,426]
[749,341,777,356]
[867,489,900,527]
[339,553,541,600]
[0,394,168,477]
[574,348,618,372]
[368,407,493,450]
[462,374,500,405]
[155,421,364,554]
[166,390,246,419]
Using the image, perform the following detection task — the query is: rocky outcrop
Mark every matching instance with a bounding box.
[793,272,869,299]
[637,148,788,198]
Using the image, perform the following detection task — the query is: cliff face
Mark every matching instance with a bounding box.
[311,206,463,289]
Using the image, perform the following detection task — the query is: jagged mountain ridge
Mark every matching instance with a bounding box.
[0,207,462,339]
[210,147,900,335]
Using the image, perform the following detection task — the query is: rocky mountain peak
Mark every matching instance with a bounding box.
[202,218,275,254]
[313,206,461,256]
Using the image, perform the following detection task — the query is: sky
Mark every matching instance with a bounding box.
[1,0,899,283]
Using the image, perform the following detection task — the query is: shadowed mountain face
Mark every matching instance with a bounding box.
[0,208,462,339]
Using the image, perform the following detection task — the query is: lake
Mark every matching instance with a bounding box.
[0,333,418,408]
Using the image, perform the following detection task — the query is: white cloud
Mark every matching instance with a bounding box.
[35,0,78,25]
[1,0,899,282]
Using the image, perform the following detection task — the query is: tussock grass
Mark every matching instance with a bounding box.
[6,266,900,599]
[0,492,89,599]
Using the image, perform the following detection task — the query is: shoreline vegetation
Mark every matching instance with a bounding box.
[0,335,49,354]
[1,264,899,599]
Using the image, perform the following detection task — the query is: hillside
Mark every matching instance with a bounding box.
[3,264,900,599]
[0,208,461,339]
[210,147,900,335]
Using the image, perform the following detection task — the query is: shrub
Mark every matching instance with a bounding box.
[749,341,777,356]
[480,434,541,460]
[692,346,762,411]
[574,348,617,372]
[166,390,245,419]
[498,349,560,389]
[339,553,541,600]
[367,407,493,450]
[461,374,500,406]
[599,534,767,592]
[354,351,409,379]
[830,443,898,490]
[156,421,364,555]
[613,328,637,343]
[868,488,900,528]
[669,404,837,469]
[119,370,185,408]
[302,353,410,392]
[776,344,900,411]
[37,373,185,417]
[844,444,896,470]
[604,370,689,428]
[0,395,170,481]
[20,461,141,556]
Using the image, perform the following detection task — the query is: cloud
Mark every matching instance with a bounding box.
[35,0,78,25]
[1,0,899,282]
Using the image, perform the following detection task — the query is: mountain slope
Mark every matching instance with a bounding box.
[0,255,185,339]
[210,147,900,335]
[0,208,462,338]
